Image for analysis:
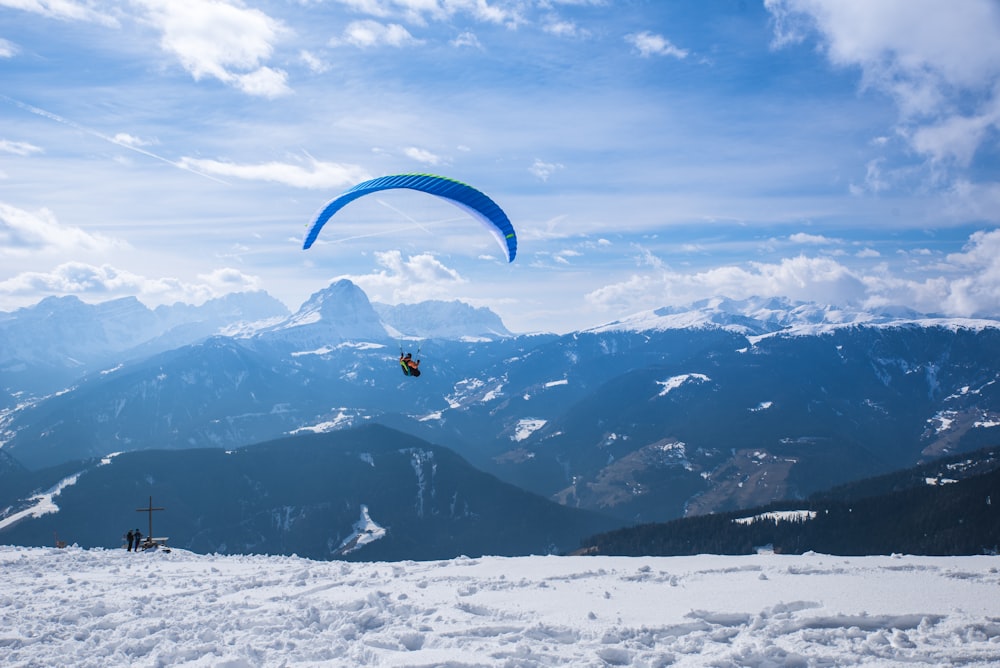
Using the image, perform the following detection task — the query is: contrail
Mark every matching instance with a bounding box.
[1,95,230,185]
[316,215,467,245]
[375,198,437,236]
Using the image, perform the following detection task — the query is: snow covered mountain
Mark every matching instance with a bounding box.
[0,291,289,396]
[586,295,935,336]
[373,299,512,340]
[0,425,615,560]
[2,285,999,531]
[250,279,389,348]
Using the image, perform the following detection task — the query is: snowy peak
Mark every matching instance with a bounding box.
[373,300,512,340]
[253,281,514,345]
[257,279,388,345]
[586,296,1000,336]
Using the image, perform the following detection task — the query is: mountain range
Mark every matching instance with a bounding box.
[0,424,616,560]
[2,282,999,558]
[582,445,1000,557]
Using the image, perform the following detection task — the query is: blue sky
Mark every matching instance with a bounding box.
[1,0,999,333]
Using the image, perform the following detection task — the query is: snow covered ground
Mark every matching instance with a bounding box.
[3,546,999,667]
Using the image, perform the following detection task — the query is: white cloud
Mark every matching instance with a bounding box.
[765,0,1000,168]
[403,146,443,165]
[530,159,564,182]
[335,20,422,48]
[941,180,1000,223]
[0,139,43,156]
[111,133,151,148]
[0,37,18,57]
[0,0,119,26]
[233,66,289,98]
[0,202,126,256]
[626,31,689,59]
[134,0,290,97]
[198,267,261,293]
[788,232,836,245]
[587,255,867,314]
[176,156,370,189]
[553,249,581,265]
[339,250,465,302]
[850,158,891,195]
[330,0,521,26]
[544,16,589,39]
[0,261,259,306]
[910,111,997,166]
[299,50,329,73]
[587,229,1000,320]
[451,31,482,49]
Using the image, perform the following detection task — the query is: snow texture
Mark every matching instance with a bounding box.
[656,374,710,397]
[335,505,387,555]
[3,546,999,667]
[0,473,81,530]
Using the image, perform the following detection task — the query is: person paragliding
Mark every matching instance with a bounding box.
[302,173,517,262]
[400,352,421,377]
[304,174,513,379]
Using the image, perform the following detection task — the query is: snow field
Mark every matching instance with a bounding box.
[2,546,999,667]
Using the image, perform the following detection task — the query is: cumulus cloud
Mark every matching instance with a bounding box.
[765,0,1000,170]
[197,267,262,293]
[587,254,866,315]
[626,31,689,59]
[788,232,837,245]
[334,20,422,48]
[0,262,260,306]
[544,16,589,39]
[530,159,564,182]
[176,156,370,189]
[111,133,151,148]
[134,0,290,97]
[0,202,126,256]
[450,31,482,49]
[941,180,1000,223]
[338,250,465,303]
[587,228,1000,320]
[404,146,443,165]
[913,228,1000,316]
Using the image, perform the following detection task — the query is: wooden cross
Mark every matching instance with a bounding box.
[135,496,165,540]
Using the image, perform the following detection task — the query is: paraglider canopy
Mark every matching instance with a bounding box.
[302,173,517,262]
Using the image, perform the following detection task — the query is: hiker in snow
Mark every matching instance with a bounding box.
[126,529,134,552]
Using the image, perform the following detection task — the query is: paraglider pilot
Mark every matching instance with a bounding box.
[400,352,421,377]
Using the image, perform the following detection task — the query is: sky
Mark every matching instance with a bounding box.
[4,545,1000,666]
[1,0,999,333]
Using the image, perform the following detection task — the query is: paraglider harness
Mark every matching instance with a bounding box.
[400,343,421,377]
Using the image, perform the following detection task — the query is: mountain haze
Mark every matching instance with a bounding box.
[2,282,999,542]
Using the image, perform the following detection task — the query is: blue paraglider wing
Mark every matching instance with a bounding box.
[302,173,517,262]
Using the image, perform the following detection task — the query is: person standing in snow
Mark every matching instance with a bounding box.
[126,529,134,552]
[133,529,142,552]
